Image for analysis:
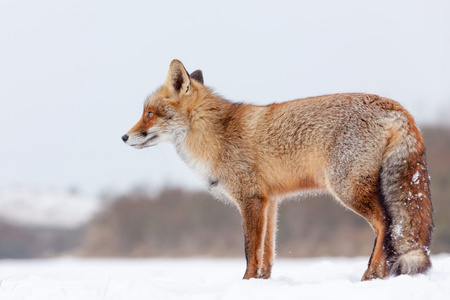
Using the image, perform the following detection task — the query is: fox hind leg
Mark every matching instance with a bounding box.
[329,151,433,280]
[327,171,391,280]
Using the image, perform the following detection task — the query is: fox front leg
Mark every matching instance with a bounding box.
[239,195,274,279]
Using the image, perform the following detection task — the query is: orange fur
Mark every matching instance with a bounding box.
[123,60,433,280]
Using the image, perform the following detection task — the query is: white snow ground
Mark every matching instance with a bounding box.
[1,255,449,300]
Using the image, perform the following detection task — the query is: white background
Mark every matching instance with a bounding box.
[1,0,449,196]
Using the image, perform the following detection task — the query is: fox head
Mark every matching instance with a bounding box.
[122,60,204,149]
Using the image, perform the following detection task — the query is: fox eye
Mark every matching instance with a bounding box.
[146,112,154,119]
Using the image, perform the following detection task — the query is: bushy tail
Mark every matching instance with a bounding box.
[379,120,433,276]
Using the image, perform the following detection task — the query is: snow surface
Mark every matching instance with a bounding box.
[1,255,449,300]
[0,187,100,228]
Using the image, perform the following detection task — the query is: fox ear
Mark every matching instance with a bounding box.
[190,70,204,85]
[165,59,191,96]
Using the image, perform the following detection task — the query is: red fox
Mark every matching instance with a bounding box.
[122,59,433,280]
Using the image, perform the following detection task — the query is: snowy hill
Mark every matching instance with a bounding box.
[0,255,449,299]
[0,187,100,228]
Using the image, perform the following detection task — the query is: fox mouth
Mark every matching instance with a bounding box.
[130,134,159,149]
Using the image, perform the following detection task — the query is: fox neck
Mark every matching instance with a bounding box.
[175,93,234,180]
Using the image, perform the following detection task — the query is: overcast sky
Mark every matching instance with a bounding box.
[1,0,449,196]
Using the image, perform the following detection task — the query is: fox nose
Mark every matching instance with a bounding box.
[121,134,129,143]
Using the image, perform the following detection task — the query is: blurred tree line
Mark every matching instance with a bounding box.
[0,219,84,258]
[0,126,448,259]
[80,126,450,258]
